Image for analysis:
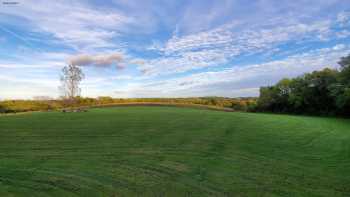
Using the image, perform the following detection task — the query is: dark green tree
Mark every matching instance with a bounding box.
[257,65,343,115]
[334,54,350,114]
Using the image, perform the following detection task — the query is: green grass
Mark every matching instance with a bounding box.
[0,107,350,196]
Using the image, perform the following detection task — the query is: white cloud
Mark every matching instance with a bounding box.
[139,14,345,76]
[336,30,350,39]
[0,74,60,99]
[0,61,64,69]
[1,1,350,99]
[0,75,59,87]
[68,53,124,68]
[140,49,227,75]
[337,11,350,25]
[128,44,350,97]
[0,51,71,69]
[0,0,134,51]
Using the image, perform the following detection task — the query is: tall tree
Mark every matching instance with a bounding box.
[335,54,350,114]
[59,65,84,104]
[338,54,350,85]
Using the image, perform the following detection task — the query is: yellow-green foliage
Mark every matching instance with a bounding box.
[0,100,61,112]
[0,97,257,113]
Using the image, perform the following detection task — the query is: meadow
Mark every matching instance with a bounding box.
[0,106,349,196]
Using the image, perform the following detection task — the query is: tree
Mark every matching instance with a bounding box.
[257,86,278,111]
[335,54,350,115]
[257,68,339,115]
[97,96,114,104]
[338,54,350,69]
[302,68,338,114]
[0,104,6,113]
[338,54,350,85]
[231,100,247,111]
[59,65,84,106]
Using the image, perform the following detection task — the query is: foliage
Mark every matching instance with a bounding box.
[0,97,257,113]
[231,99,257,111]
[0,104,6,113]
[0,100,58,113]
[256,54,350,116]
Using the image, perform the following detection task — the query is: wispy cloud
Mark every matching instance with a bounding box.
[123,44,350,97]
[337,11,350,25]
[1,0,350,99]
[139,14,348,76]
[0,0,133,51]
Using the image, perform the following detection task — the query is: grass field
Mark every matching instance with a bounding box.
[0,107,350,196]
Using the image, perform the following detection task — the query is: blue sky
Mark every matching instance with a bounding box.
[0,0,350,99]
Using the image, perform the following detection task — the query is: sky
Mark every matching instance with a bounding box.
[0,0,350,99]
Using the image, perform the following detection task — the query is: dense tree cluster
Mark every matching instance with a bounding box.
[257,55,350,116]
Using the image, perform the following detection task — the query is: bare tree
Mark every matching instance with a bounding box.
[59,64,84,107]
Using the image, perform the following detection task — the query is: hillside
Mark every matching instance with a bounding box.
[0,107,349,196]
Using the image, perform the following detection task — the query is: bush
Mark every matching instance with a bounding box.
[0,105,5,113]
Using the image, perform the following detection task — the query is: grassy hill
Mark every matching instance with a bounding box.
[0,107,349,196]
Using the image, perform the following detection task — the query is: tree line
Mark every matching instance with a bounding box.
[0,97,256,113]
[0,64,257,113]
[2,54,348,116]
[256,54,350,116]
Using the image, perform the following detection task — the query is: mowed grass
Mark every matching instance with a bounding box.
[0,107,350,197]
